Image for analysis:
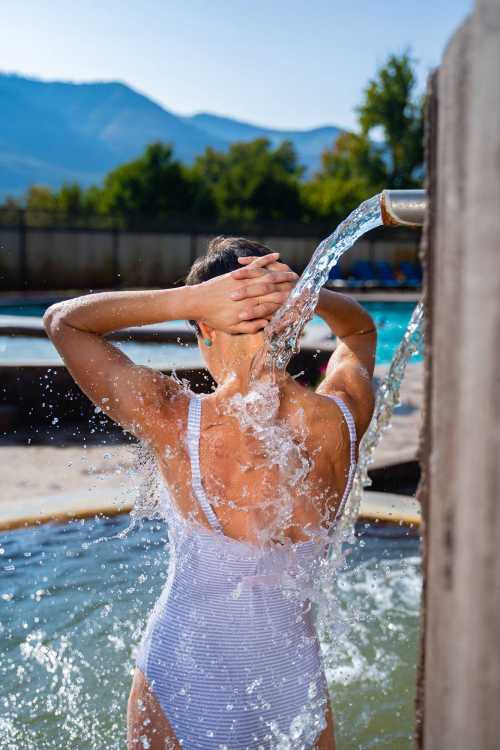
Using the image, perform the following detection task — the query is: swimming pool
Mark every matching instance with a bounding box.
[0,301,421,366]
[0,514,421,750]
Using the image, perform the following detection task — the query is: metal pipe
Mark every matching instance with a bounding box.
[380,189,427,227]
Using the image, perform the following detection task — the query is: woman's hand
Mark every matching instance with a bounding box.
[193,252,298,333]
[231,254,298,322]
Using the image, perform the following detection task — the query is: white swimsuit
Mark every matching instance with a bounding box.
[135,394,357,749]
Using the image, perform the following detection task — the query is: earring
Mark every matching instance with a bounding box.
[203,338,212,347]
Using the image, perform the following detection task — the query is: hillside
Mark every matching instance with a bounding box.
[0,74,342,199]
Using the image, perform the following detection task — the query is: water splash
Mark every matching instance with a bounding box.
[225,380,312,545]
[0,517,420,750]
[311,301,424,682]
[257,193,383,373]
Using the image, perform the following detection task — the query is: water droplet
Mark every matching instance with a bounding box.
[231,583,242,600]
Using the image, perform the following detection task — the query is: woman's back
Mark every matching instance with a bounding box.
[134,381,359,750]
[155,377,357,546]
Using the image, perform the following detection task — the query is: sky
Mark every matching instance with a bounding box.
[3,0,473,131]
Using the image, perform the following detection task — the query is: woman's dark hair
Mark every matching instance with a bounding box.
[185,236,274,335]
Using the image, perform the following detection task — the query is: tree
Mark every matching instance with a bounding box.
[0,196,21,224]
[22,183,104,225]
[57,183,102,219]
[357,51,424,187]
[303,132,387,220]
[305,51,424,221]
[25,185,58,212]
[24,186,58,226]
[98,142,198,225]
[191,139,304,224]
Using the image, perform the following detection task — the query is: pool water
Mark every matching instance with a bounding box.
[0,301,421,366]
[0,304,51,317]
[360,301,421,364]
[0,515,421,750]
[0,337,201,368]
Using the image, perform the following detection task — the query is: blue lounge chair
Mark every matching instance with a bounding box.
[373,260,403,288]
[400,261,422,287]
[348,260,377,288]
[327,264,347,287]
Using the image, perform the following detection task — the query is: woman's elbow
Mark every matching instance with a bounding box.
[43,302,67,340]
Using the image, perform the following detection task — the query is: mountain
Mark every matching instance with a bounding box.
[185,113,341,172]
[0,74,342,199]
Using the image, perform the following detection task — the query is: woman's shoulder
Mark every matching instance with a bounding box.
[282,380,350,428]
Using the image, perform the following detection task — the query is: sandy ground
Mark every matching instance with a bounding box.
[0,361,423,529]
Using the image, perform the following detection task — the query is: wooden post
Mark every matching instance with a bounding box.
[415,65,438,750]
[420,1,500,747]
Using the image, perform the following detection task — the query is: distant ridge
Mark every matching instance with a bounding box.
[0,73,342,199]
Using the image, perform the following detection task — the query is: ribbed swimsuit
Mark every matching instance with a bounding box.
[135,394,357,749]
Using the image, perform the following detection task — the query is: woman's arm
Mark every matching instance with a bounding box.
[44,254,297,441]
[314,288,377,433]
[43,286,199,443]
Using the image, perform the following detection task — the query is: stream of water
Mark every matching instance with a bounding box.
[261,194,383,371]
[343,301,424,536]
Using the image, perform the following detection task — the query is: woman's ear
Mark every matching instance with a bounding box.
[198,321,216,343]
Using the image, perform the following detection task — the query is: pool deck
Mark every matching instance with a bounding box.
[0,484,420,532]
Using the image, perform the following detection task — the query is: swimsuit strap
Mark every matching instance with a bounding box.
[328,395,358,524]
[187,397,223,533]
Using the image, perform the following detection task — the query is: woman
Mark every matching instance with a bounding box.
[44,236,376,749]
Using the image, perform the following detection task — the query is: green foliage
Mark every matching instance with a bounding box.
[191,139,303,223]
[305,51,424,221]
[303,132,387,220]
[0,195,22,224]
[25,186,58,212]
[98,142,200,224]
[357,51,424,187]
[22,184,104,226]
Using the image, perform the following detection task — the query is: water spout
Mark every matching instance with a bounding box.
[380,189,427,227]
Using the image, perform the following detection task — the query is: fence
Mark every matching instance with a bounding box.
[0,210,421,291]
